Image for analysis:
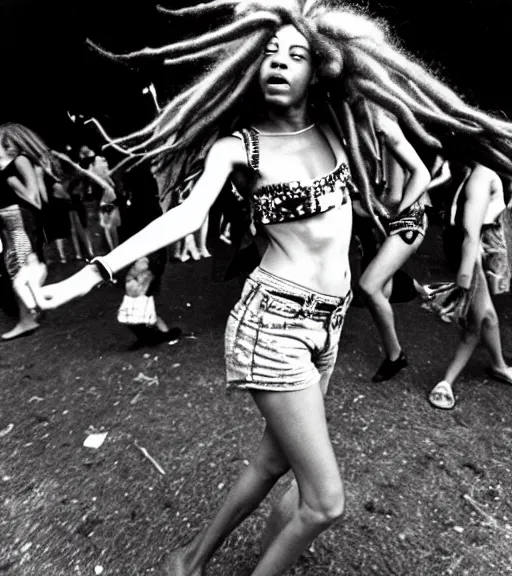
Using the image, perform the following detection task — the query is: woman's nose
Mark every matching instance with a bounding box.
[270,55,287,69]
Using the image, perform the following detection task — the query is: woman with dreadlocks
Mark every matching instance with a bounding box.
[0,122,57,340]
[25,1,512,573]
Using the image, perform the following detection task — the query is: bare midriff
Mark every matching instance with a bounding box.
[259,201,352,297]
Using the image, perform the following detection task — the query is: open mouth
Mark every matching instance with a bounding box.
[267,75,289,86]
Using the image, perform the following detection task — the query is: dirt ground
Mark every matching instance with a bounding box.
[1,222,512,576]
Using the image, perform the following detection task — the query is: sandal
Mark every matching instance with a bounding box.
[487,367,512,385]
[429,380,455,410]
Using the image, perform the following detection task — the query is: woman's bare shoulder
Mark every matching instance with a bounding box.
[13,155,35,172]
[206,135,247,168]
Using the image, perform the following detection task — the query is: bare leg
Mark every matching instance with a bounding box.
[159,383,343,576]
[69,212,84,259]
[472,263,510,373]
[198,217,211,258]
[55,238,66,263]
[431,263,497,406]
[260,362,336,554]
[359,234,424,361]
[158,426,289,575]
[442,328,480,386]
[83,228,95,259]
[110,224,120,249]
[2,291,39,340]
[249,385,343,576]
[70,211,94,259]
[180,234,201,262]
[103,226,115,252]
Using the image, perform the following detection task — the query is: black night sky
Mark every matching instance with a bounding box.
[1,0,511,151]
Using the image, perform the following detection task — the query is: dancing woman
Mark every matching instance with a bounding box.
[356,110,431,381]
[0,123,57,340]
[428,164,512,409]
[26,2,512,574]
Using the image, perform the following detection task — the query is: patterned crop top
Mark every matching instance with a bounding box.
[235,128,357,226]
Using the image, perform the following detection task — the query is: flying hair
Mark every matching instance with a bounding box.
[86,0,512,216]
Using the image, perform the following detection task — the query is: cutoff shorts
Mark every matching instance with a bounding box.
[225,267,352,393]
[387,202,428,245]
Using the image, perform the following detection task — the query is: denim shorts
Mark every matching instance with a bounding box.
[225,267,352,392]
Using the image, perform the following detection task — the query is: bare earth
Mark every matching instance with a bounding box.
[1,222,512,576]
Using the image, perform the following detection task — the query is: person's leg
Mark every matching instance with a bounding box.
[110,222,120,249]
[160,383,343,576]
[249,384,343,576]
[429,265,485,409]
[69,211,84,260]
[198,216,211,258]
[260,337,340,553]
[1,291,39,340]
[474,263,512,377]
[103,226,115,252]
[70,210,94,259]
[159,425,290,575]
[55,238,67,263]
[180,234,201,261]
[359,234,423,378]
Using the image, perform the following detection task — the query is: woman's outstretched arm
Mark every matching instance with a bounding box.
[31,137,243,308]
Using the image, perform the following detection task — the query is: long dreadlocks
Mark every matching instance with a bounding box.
[88,0,512,222]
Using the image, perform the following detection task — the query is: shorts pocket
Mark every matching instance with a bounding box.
[256,294,301,330]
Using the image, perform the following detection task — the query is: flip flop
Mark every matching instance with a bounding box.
[429,380,455,410]
[487,367,512,385]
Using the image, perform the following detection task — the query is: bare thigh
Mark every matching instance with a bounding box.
[360,233,424,290]
[252,383,342,508]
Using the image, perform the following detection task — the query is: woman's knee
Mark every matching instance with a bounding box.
[299,479,345,527]
[481,308,499,330]
[251,450,289,483]
[358,276,378,299]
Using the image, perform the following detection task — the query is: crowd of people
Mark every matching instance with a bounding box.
[2,1,512,575]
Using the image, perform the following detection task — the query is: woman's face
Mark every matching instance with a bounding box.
[259,25,315,109]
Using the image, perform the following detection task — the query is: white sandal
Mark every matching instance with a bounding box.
[429,380,455,410]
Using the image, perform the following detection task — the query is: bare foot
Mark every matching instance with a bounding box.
[2,322,40,341]
[155,543,204,576]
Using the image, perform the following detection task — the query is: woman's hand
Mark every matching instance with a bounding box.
[27,261,103,310]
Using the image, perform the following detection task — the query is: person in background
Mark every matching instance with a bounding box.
[90,155,121,252]
[0,123,54,339]
[116,162,181,346]
[427,164,512,409]
[356,113,431,381]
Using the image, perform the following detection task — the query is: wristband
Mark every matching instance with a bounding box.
[89,257,115,284]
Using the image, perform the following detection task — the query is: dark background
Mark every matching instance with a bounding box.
[1,0,510,150]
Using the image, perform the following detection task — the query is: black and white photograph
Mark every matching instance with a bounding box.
[1,1,512,574]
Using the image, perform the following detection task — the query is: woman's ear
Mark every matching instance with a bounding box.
[310,71,319,86]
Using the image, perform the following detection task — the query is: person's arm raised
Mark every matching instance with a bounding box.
[33,137,242,308]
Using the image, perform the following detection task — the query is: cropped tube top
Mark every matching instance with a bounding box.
[235,128,357,226]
